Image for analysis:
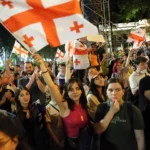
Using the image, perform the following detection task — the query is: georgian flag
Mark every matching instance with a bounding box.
[127,28,146,48]
[55,48,69,63]
[12,41,29,60]
[65,41,75,57]
[73,40,90,69]
[0,0,98,52]
[55,48,64,58]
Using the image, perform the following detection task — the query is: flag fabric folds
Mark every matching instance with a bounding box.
[55,48,64,58]
[11,41,29,60]
[127,28,146,49]
[0,0,98,52]
[65,41,75,58]
[55,48,69,63]
[73,40,90,69]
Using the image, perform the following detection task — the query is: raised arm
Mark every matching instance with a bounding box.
[52,60,56,77]
[34,67,46,93]
[65,59,71,83]
[125,49,134,67]
[32,54,67,113]
[4,59,11,78]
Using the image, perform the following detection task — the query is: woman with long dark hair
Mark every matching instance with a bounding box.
[15,86,50,150]
[87,71,106,120]
[33,54,92,150]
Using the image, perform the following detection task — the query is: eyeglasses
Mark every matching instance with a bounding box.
[0,138,11,148]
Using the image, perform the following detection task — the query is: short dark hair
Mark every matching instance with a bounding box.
[135,56,147,65]
[14,72,20,77]
[91,42,97,46]
[15,65,20,67]
[24,61,33,66]
[137,49,144,56]
[60,63,66,67]
[106,78,124,90]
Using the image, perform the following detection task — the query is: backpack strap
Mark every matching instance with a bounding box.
[49,103,60,112]
[126,102,133,126]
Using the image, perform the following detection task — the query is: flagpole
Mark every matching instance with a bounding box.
[9,41,16,58]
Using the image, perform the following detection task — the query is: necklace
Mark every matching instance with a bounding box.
[23,109,30,119]
[75,105,84,121]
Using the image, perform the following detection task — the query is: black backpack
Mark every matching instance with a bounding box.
[125,87,139,107]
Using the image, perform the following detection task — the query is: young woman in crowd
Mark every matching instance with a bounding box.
[87,71,106,120]
[0,110,31,150]
[15,86,51,150]
[94,78,145,150]
[33,54,92,150]
[45,59,72,150]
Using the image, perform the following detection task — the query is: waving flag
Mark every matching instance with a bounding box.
[0,0,98,52]
[127,28,146,48]
[55,48,69,63]
[73,40,90,69]
[55,48,64,58]
[65,41,75,57]
[11,41,29,60]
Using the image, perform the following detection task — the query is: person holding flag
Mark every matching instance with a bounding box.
[33,53,93,150]
[72,37,92,82]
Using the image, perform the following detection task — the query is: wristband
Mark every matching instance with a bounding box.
[41,70,48,75]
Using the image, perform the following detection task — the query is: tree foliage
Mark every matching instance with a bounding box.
[111,0,150,22]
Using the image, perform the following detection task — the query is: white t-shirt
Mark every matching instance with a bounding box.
[129,71,146,89]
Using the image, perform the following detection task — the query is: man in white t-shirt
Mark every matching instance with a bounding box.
[129,56,148,96]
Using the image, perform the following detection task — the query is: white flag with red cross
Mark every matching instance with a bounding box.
[127,28,146,48]
[55,48,64,58]
[73,40,90,69]
[65,41,75,58]
[0,0,98,53]
[12,41,29,60]
[55,48,70,63]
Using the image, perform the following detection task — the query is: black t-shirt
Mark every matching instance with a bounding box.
[0,88,13,112]
[139,76,150,112]
[95,101,144,150]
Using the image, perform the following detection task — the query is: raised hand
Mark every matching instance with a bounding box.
[6,58,11,66]
[110,100,120,114]
[32,54,44,64]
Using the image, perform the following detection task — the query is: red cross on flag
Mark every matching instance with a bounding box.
[0,0,98,52]
[73,40,90,69]
[12,41,29,60]
[55,48,69,63]
[65,41,75,57]
[127,28,146,48]
[55,48,64,58]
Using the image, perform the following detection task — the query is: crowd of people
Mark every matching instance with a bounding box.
[0,37,150,150]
